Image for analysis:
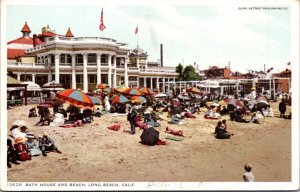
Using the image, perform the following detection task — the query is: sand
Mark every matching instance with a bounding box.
[7,101,291,182]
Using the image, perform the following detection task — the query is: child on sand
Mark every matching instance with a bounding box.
[243,163,255,182]
[165,127,184,137]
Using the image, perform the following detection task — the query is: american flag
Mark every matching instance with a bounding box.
[99,8,106,31]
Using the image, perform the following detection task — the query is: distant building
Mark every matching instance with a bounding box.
[205,66,231,79]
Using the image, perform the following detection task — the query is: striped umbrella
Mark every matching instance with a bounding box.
[115,85,129,93]
[186,87,203,95]
[225,98,243,107]
[139,87,154,95]
[123,88,144,96]
[56,89,94,109]
[131,96,146,103]
[88,96,103,105]
[103,87,115,94]
[96,83,110,89]
[112,95,130,104]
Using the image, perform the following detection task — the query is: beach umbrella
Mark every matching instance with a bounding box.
[139,87,154,95]
[255,96,269,103]
[103,87,115,94]
[123,88,144,96]
[131,96,146,103]
[154,93,168,98]
[178,95,191,101]
[42,81,64,91]
[88,96,103,105]
[96,83,110,89]
[225,98,243,107]
[56,89,94,109]
[140,127,159,146]
[114,85,128,93]
[112,95,130,104]
[186,87,203,95]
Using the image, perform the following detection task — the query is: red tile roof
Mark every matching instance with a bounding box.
[7,49,25,59]
[7,37,43,45]
[21,22,31,33]
[39,31,57,37]
[65,28,74,37]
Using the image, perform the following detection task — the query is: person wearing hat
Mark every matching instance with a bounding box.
[25,133,42,156]
[39,132,62,156]
[10,125,28,140]
[7,139,19,168]
[243,163,255,182]
[28,107,38,117]
[14,137,31,161]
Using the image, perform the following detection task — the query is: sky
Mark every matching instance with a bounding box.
[6,0,292,73]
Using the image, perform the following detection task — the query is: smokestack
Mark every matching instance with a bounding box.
[33,34,37,47]
[160,44,163,67]
[228,61,231,69]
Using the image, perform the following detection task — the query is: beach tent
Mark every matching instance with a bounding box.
[42,81,64,91]
[21,81,42,91]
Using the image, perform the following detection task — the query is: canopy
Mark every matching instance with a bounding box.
[88,96,103,105]
[96,83,110,89]
[139,87,154,95]
[154,93,168,98]
[123,88,144,96]
[114,85,128,93]
[131,96,146,103]
[112,95,129,104]
[103,87,115,94]
[21,81,42,91]
[7,76,21,84]
[186,87,203,95]
[56,89,94,109]
[225,98,243,107]
[42,81,64,91]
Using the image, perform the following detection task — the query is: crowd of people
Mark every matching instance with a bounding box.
[7,120,62,168]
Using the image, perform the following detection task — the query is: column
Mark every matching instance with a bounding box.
[97,53,101,85]
[124,57,128,87]
[150,77,153,90]
[167,78,170,92]
[47,54,52,82]
[17,74,21,81]
[32,74,35,83]
[83,53,88,93]
[144,77,147,87]
[163,77,165,93]
[54,53,60,83]
[113,56,117,87]
[221,86,224,96]
[71,54,76,89]
[273,78,276,100]
[179,82,182,94]
[156,78,159,90]
[235,80,239,94]
[269,78,272,93]
[108,55,112,87]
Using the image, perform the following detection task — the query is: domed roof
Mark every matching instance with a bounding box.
[131,46,145,55]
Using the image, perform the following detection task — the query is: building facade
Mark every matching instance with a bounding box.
[7,22,178,92]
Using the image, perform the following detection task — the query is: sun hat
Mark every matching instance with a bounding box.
[15,137,27,144]
[43,132,49,137]
[26,132,35,139]
[244,163,252,171]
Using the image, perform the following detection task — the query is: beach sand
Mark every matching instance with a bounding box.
[7,101,291,182]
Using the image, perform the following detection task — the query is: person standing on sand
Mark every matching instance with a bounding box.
[243,163,255,182]
[279,98,286,118]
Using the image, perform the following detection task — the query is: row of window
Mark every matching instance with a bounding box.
[37,54,125,64]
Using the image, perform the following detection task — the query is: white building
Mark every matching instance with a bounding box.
[7,22,178,92]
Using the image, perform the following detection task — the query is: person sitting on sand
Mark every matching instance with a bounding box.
[94,108,102,117]
[7,139,19,168]
[14,137,31,161]
[220,106,228,116]
[204,107,220,119]
[243,163,255,182]
[59,119,82,128]
[25,133,42,156]
[214,121,233,139]
[28,107,38,117]
[38,132,62,156]
[165,127,184,137]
